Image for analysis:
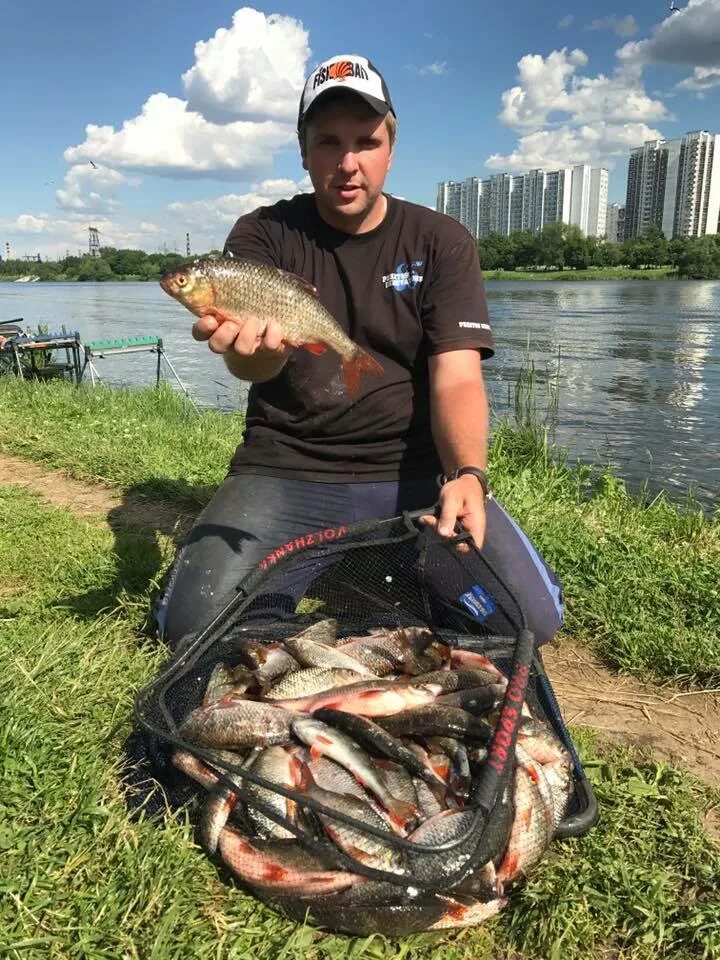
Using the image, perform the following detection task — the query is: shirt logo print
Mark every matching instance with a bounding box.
[382,260,424,291]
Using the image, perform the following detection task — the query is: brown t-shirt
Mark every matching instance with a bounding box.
[224,192,494,482]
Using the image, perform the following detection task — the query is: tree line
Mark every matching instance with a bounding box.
[476,223,720,279]
[2,226,720,280]
[0,247,219,282]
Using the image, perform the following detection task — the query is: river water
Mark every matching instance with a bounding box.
[1,279,718,509]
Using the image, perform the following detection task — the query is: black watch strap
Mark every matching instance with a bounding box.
[437,466,490,498]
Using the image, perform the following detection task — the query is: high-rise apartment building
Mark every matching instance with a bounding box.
[624,131,720,239]
[436,165,608,238]
[605,203,626,243]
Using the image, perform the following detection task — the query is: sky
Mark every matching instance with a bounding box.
[1,0,719,259]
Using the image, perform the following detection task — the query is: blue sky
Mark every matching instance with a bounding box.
[1,0,719,258]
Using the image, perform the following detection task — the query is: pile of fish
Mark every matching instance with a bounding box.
[170,619,574,935]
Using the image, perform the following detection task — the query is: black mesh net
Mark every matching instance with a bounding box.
[130,510,596,935]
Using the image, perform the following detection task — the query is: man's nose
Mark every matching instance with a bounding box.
[338,150,359,172]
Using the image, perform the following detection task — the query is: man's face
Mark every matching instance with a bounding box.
[302,98,393,234]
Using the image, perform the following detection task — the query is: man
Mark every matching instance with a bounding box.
[156,54,563,649]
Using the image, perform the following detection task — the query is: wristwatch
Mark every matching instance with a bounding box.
[437,466,491,499]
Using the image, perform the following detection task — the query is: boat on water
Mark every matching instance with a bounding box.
[13,275,40,283]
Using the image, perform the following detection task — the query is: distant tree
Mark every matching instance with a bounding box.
[591,240,622,267]
[536,222,567,270]
[477,233,514,270]
[510,231,538,269]
[564,225,590,270]
[105,248,148,276]
[76,257,114,281]
[623,225,669,268]
[675,236,720,279]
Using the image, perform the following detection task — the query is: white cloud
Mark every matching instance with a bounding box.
[487,121,665,172]
[558,14,575,29]
[586,15,638,38]
[166,176,311,228]
[618,0,720,69]
[62,8,310,192]
[14,214,50,233]
[182,7,310,123]
[676,66,720,92]
[498,48,668,131]
[55,163,130,214]
[64,93,295,181]
[419,61,448,76]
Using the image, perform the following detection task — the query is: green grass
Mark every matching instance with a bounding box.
[0,380,243,508]
[0,377,718,688]
[1,485,719,958]
[483,267,678,281]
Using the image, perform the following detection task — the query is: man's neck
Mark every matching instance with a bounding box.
[316,194,388,235]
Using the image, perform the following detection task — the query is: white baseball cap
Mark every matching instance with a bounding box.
[298,55,395,128]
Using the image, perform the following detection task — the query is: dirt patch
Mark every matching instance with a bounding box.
[2,449,719,790]
[543,640,720,787]
[0,452,195,542]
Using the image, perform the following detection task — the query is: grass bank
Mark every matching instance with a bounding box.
[483,266,677,281]
[0,377,717,688]
[2,474,719,958]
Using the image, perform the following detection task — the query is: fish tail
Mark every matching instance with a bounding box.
[385,797,419,830]
[296,761,317,793]
[341,348,384,399]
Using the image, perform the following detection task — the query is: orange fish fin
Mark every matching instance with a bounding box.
[276,268,319,298]
[302,342,327,356]
[341,349,384,399]
[209,306,246,326]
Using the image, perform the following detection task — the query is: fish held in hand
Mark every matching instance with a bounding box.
[159,257,383,398]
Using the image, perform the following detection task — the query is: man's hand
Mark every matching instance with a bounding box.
[420,474,487,550]
[191,311,286,357]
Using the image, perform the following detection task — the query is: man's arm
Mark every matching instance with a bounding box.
[423,348,489,547]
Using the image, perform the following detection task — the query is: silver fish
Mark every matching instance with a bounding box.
[244,746,302,840]
[292,718,418,830]
[264,667,364,701]
[179,698,296,749]
[218,828,362,896]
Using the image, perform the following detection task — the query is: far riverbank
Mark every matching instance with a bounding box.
[1,266,680,283]
[483,266,677,280]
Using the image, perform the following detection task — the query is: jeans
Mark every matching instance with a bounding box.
[154,473,564,649]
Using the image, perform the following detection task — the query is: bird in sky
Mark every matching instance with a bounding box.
[89,160,98,169]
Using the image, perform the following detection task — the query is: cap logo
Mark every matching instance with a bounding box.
[312,60,369,90]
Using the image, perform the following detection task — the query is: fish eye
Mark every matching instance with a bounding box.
[176,274,187,287]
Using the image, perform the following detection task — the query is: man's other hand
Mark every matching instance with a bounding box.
[420,474,487,550]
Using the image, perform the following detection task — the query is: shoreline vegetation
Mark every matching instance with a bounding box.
[1,376,719,958]
[3,224,720,282]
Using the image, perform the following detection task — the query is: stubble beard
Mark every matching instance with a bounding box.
[317,184,386,234]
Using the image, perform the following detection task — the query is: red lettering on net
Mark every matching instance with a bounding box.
[259,525,348,572]
[487,663,531,773]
